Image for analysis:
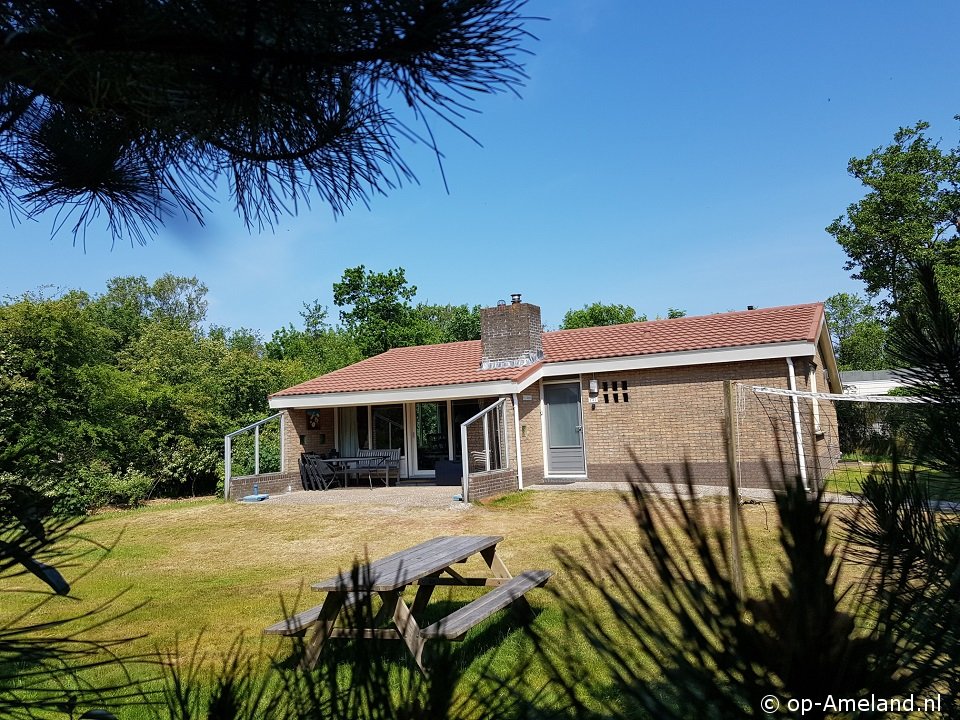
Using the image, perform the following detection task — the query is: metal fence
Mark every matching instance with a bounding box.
[224,412,284,499]
[459,399,510,496]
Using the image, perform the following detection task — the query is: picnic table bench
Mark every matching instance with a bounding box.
[264,535,551,673]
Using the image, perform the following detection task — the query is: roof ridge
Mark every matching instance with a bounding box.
[545,302,824,336]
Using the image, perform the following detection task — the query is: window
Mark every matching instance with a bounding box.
[373,405,404,454]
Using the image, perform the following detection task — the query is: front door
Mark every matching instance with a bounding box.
[543,381,585,475]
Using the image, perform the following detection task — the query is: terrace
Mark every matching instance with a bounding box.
[225,396,516,502]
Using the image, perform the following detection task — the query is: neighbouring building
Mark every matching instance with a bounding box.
[840,369,907,396]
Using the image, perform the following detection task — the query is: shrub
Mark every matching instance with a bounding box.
[74,462,154,510]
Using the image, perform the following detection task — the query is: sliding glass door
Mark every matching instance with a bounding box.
[414,402,449,472]
[338,404,406,473]
[340,398,498,478]
[372,405,404,455]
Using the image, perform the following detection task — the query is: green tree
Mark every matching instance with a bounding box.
[825,292,873,350]
[88,276,154,347]
[90,274,208,347]
[265,324,362,377]
[116,322,296,496]
[560,302,645,329]
[142,274,209,331]
[300,300,331,337]
[889,262,960,475]
[0,1,531,243]
[0,274,309,506]
[839,320,888,371]
[333,265,422,357]
[267,297,363,376]
[0,290,116,484]
[413,303,482,342]
[208,326,265,356]
[827,122,960,314]
[115,325,222,492]
[824,292,888,370]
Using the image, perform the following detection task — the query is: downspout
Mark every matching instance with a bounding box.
[280,411,286,473]
[786,358,809,491]
[512,393,524,490]
[808,363,821,434]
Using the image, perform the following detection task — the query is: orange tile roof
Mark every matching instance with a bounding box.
[272,341,524,397]
[271,303,824,398]
[542,303,824,361]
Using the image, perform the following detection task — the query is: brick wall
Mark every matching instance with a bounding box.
[581,360,776,486]
[480,302,544,369]
[228,470,300,500]
[519,356,839,490]
[516,381,545,484]
[467,468,518,501]
[808,342,841,486]
[281,408,336,472]
[731,351,839,490]
[501,393,520,477]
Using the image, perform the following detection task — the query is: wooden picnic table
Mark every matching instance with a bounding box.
[264,535,552,674]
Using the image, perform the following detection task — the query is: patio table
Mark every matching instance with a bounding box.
[265,535,551,674]
[326,455,388,489]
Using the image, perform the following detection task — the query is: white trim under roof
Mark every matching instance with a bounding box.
[519,340,817,389]
[816,318,843,392]
[269,378,523,409]
[268,340,819,409]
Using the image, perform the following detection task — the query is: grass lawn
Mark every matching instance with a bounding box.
[825,460,960,503]
[3,488,855,715]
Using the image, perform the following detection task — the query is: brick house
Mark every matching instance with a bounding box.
[250,297,841,502]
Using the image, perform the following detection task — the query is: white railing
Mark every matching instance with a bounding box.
[459,399,509,501]
[224,413,284,499]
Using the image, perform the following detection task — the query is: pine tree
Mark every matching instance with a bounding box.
[0,1,531,243]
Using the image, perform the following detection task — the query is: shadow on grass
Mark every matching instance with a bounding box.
[274,595,547,678]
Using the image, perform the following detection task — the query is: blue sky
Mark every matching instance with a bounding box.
[3,1,960,333]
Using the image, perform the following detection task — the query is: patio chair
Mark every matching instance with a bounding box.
[299,454,339,491]
[469,450,490,472]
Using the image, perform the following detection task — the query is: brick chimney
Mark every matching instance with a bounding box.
[479,294,544,370]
